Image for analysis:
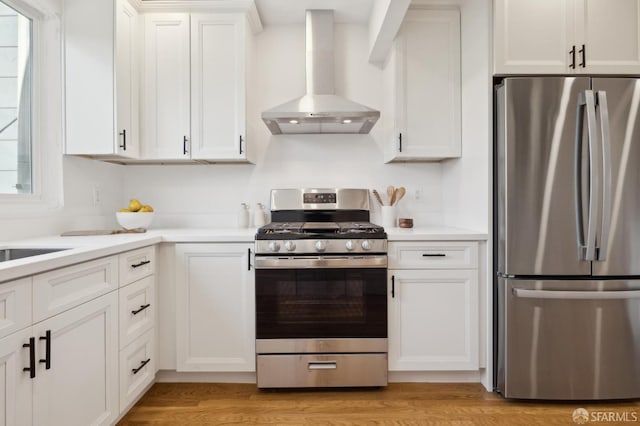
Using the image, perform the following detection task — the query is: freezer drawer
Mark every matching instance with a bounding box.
[497,278,640,400]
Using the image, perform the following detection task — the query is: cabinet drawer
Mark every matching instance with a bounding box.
[389,242,478,269]
[0,278,32,339]
[33,256,118,322]
[119,246,155,287]
[119,275,155,349]
[119,328,155,412]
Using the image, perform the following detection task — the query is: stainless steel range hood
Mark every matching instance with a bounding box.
[262,10,380,135]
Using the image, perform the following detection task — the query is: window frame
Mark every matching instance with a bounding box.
[0,0,62,214]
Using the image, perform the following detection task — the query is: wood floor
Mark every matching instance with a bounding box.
[118,383,640,425]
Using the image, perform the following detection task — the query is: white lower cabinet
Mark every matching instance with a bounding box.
[175,243,255,372]
[387,241,479,371]
[33,292,119,426]
[0,328,33,426]
[119,328,155,410]
[0,246,158,425]
[117,247,157,414]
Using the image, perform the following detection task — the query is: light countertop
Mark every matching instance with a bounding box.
[1,226,486,283]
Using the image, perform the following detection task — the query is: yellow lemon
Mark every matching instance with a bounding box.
[128,199,142,212]
[140,205,154,212]
[118,208,130,212]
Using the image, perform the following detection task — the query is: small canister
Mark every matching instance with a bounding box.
[238,203,250,228]
[254,203,267,227]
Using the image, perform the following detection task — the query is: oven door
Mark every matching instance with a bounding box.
[255,255,388,339]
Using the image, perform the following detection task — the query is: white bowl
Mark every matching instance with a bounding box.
[116,212,154,230]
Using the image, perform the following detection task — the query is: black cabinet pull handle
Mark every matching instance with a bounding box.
[579,44,586,68]
[23,337,36,379]
[239,135,244,155]
[422,253,446,257]
[391,275,395,298]
[39,330,51,370]
[132,304,151,315]
[132,358,151,375]
[119,129,127,150]
[183,135,188,155]
[398,133,403,152]
[131,260,151,269]
[247,248,252,271]
[569,45,576,69]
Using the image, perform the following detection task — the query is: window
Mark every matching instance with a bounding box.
[0,0,32,194]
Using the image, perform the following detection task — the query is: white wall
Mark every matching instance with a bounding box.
[122,23,444,229]
[2,4,490,240]
[440,0,491,233]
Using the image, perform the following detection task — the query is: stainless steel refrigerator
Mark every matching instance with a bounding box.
[495,76,640,400]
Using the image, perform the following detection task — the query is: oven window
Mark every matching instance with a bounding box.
[256,268,387,339]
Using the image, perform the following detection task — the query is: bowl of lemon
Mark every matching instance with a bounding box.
[116,199,155,230]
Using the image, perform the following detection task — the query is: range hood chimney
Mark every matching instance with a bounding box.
[262,10,380,135]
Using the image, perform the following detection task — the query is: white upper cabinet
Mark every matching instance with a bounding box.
[494,0,640,74]
[143,14,191,159]
[385,9,461,162]
[191,14,247,161]
[64,0,140,158]
[143,13,251,162]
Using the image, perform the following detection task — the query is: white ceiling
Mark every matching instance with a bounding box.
[254,0,374,25]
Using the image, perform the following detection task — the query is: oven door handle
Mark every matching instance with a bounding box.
[308,361,337,370]
[254,255,387,269]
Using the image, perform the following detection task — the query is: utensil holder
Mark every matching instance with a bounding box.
[381,206,396,229]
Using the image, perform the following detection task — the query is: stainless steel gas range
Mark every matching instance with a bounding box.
[254,188,388,388]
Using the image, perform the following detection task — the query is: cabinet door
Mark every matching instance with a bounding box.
[0,328,33,426]
[580,0,640,73]
[63,0,116,155]
[143,14,191,159]
[190,14,246,161]
[387,9,461,162]
[33,292,118,426]
[494,0,575,74]
[175,243,254,371]
[115,0,140,158]
[388,269,478,371]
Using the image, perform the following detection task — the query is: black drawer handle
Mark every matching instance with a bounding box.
[422,253,446,257]
[23,337,36,379]
[39,330,51,370]
[131,260,151,269]
[132,304,151,315]
[132,358,151,375]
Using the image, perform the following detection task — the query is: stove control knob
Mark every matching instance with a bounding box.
[284,241,296,251]
[315,240,327,252]
[345,240,355,251]
[268,241,281,252]
[361,240,372,251]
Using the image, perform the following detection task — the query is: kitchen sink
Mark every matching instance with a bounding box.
[0,248,71,262]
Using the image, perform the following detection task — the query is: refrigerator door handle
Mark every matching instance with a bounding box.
[574,95,587,259]
[596,91,612,261]
[581,90,601,261]
[512,288,640,300]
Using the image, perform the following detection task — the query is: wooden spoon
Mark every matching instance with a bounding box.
[387,185,395,205]
[394,187,406,205]
[390,189,397,206]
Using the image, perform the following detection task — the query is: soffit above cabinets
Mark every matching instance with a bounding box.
[136,0,410,64]
[255,0,374,25]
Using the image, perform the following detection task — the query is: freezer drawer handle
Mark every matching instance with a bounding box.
[422,253,446,257]
[512,288,640,300]
[308,361,337,370]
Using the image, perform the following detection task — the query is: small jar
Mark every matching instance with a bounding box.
[254,203,267,227]
[238,203,250,228]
